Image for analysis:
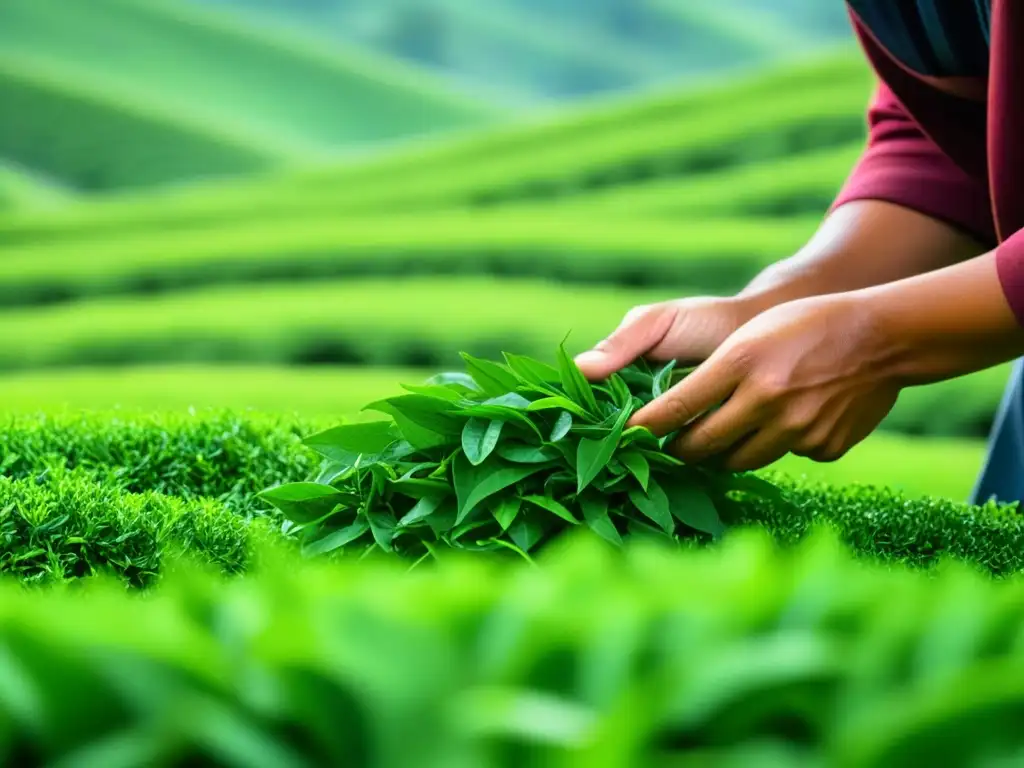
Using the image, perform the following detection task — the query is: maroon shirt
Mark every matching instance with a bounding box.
[832,1,1024,324]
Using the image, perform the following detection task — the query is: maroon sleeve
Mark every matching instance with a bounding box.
[831,81,997,246]
[997,232,1024,326]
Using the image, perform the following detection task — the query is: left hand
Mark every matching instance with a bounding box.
[628,294,901,471]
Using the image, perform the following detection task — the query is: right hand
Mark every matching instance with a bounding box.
[574,295,759,381]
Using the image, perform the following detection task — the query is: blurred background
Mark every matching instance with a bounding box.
[0,0,1001,499]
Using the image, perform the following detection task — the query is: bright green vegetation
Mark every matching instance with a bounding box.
[6,528,1024,765]
[261,349,789,558]
[0,161,70,211]
[0,51,872,244]
[0,0,498,161]
[0,54,283,192]
[0,214,815,306]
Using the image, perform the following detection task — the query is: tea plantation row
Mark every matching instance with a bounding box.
[5,527,1024,766]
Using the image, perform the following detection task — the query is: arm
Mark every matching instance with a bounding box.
[735,82,995,314]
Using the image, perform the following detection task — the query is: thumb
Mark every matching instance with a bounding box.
[574,303,678,380]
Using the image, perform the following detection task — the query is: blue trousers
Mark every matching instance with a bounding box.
[970,359,1024,505]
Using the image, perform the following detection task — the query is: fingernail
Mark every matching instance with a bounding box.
[573,350,604,369]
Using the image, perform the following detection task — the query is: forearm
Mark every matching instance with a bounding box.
[736,199,987,312]
[862,249,1024,386]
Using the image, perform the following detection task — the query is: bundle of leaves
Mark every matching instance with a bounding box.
[260,345,793,558]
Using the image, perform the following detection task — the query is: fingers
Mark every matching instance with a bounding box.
[720,427,799,472]
[575,303,678,380]
[666,390,762,463]
[628,353,742,437]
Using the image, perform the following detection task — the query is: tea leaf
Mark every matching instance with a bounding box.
[607,373,632,408]
[550,412,573,443]
[302,519,370,556]
[483,393,532,410]
[521,495,579,525]
[526,397,591,420]
[627,478,674,534]
[496,444,561,464]
[580,494,622,546]
[398,495,443,527]
[453,454,547,524]
[619,450,650,492]
[620,426,659,449]
[367,509,397,551]
[557,344,599,413]
[400,384,465,402]
[362,399,455,450]
[260,483,354,523]
[503,353,560,391]
[575,407,630,493]
[303,421,399,462]
[452,405,542,440]
[508,513,545,552]
[652,360,677,399]
[425,371,481,392]
[662,478,725,537]
[460,353,521,396]
[462,419,504,466]
[492,497,522,531]
[364,394,464,436]
[390,477,451,499]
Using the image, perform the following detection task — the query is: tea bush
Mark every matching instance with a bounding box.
[1,528,1023,766]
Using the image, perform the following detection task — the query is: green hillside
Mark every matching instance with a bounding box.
[0,51,872,244]
[0,0,499,160]
[0,161,71,211]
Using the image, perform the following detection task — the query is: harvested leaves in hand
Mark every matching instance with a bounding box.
[260,347,794,559]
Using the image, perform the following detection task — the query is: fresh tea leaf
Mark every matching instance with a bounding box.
[425,371,481,392]
[652,360,677,399]
[303,421,399,462]
[550,411,573,443]
[453,454,547,524]
[364,395,464,436]
[362,400,455,450]
[575,407,630,493]
[580,494,623,546]
[302,519,370,557]
[521,495,579,525]
[619,450,650,492]
[260,483,354,523]
[496,444,561,464]
[492,497,522,531]
[460,353,520,396]
[398,495,443,527]
[662,477,725,537]
[526,397,591,420]
[503,353,560,391]
[462,419,504,466]
[508,513,545,552]
[367,509,397,551]
[400,384,465,402]
[390,477,450,499]
[627,478,674,534]
[607,373,632,408]
[557,344,599,414]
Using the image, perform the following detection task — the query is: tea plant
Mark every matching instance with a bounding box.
[260,346,794,559]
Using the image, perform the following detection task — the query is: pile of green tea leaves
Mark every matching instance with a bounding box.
[260,346,793,559]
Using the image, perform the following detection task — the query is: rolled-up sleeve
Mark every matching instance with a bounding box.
[831,81,996,247]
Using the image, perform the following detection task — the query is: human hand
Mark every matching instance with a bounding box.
[574,295,758,380]
[627,294,901,471]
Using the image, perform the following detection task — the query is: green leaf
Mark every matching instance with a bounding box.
[367,510,397,551]
[303,421,398,462]
[521,495,579,524]
[619,450,650,492]
[302,519,370,557]
[390,477,450,499]
[637,448,685,469]
[620,426,659,449]
[526,397,591,420]
[496,444,561,464]
[361,400,455,450]
[364,394,464,436]
[557,343,599,413]
[503,353,560,391]
[424,371,481,392]
[453,454,547,525]
[460,353,521,396]
[652,360,677,399]
[462,418,504,466]
[483,392,532,409]
[627,478,674,534]
[508,513,545,552]
[662,478,725,537]
[607,373,632,408]
[492,497,522,531]
[398,495,443,527]
[451,405,543,439]
[259,483,354,523]
[580,494,623,546]
[400,383,465,401]
[575,407,630,493]
[550,411,573,442]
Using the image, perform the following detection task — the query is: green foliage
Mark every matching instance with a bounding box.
[0,410,317,516]
[0,55,280,191]
[3,529,1024,765]
[258,348,795,558]
[0,0,497,157]
[0,466,262,586]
